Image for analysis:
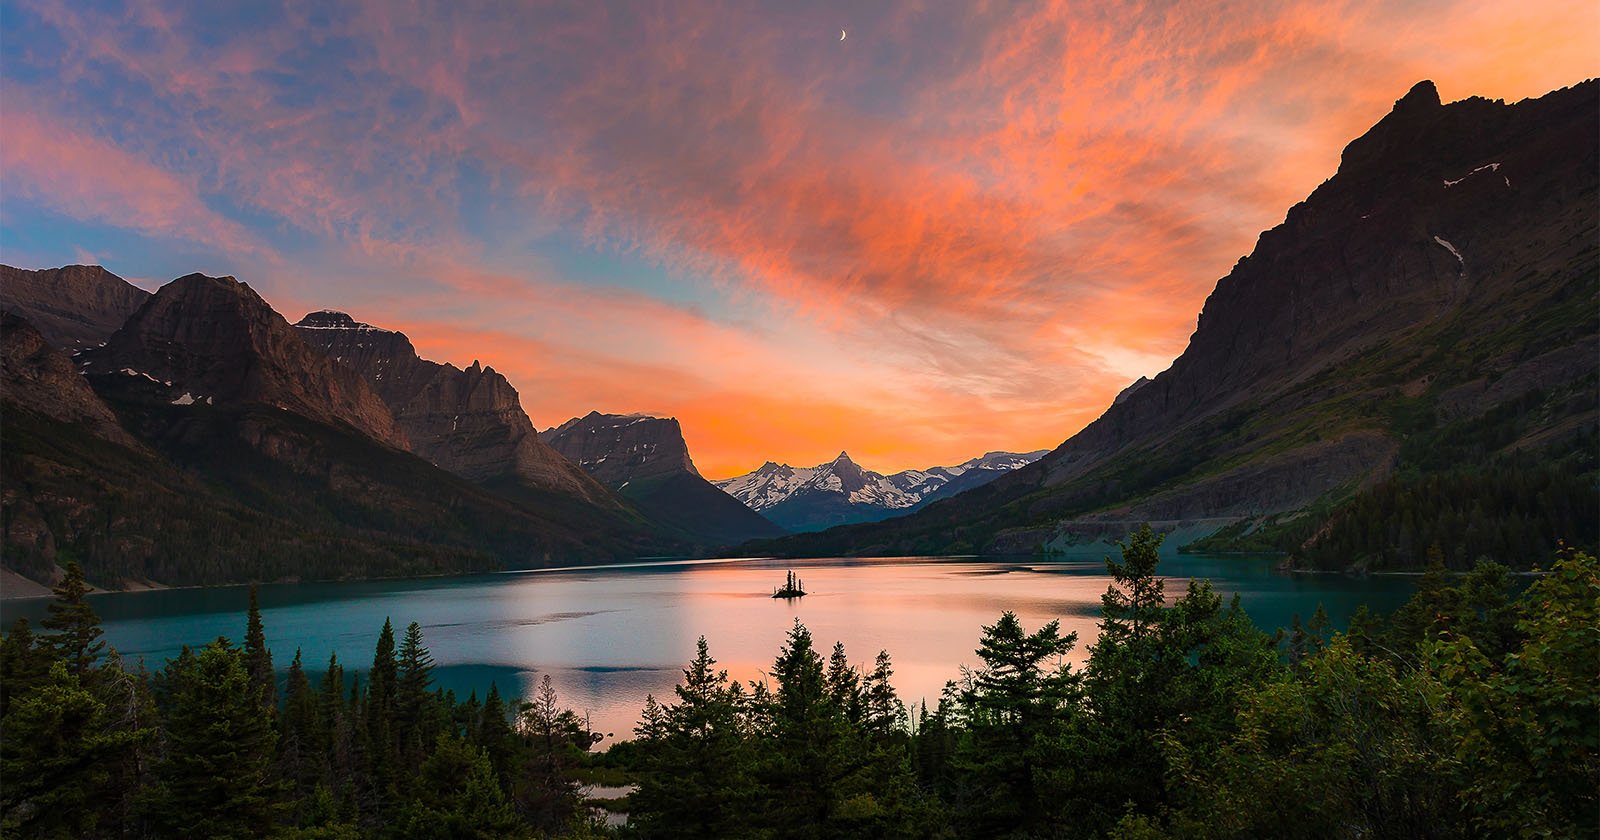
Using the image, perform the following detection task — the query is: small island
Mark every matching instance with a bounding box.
[771,569,807,599]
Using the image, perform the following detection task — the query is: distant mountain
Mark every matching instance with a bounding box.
[541,411,786,545]
[294,310,617,507]
[716,449,1047,533]
[750,80,1598,569]
[1,273,674,591]
[0,264,150,348]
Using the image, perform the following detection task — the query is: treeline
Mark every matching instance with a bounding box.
[625,530,1598,838]
[0,564,605,838]
[4,530,1597,838]
[1296,457,1597,571]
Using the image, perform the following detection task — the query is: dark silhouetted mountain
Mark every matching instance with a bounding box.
[542,411,786,545]
[81,274,408,448]
[716,449,1047,532]
[1,274,674,591]
[294,310,618,508]
[0,312,136,448]
[749,79,1599,570]
[0,264,151,348]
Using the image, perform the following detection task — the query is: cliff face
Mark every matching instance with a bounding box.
[751,79,1598,561]
[82,275,408,449]
[540,411,700,485]
[0,312,136,447]
[1031,80,1598,494]
[294,311,618,507]
[0,264,152,349]
[542,411,786,544]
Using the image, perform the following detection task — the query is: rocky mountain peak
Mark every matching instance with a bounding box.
[291,311,618,506]
[0,263,152,349]
[84,272,407,448]
[540,412,700,485]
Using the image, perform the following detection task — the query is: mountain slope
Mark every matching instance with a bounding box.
[0,264,151,349]
[749,80,1599,569]
[1,277,668,590]
[293,310,618,508]
[541,411,785,545]
[717,450,1046,532]
[82,274,408,448]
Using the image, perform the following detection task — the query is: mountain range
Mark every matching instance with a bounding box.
[1,78,1593,588]
[715,450,1047,532]
[745,80,1598,571]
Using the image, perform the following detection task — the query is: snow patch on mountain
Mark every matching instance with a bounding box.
[715,449,1048,513]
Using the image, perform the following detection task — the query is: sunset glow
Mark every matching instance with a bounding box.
[3,0,1595,477]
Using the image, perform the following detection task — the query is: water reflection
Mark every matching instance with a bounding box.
[0,552,1414,743]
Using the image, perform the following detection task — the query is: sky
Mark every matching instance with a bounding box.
[2,1,1596,478]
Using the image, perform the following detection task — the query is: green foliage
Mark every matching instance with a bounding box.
[1296,455,1598,571]
[4,527,1595,838]
[40,560,105,679]
[145,637,285,838]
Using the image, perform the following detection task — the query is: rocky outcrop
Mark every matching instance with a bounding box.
[1,311,136,447]
[82,274,407,448]
[294,311,618,507]
[542,411,785,544]
[541,411,700,485]
[0,264,151,349]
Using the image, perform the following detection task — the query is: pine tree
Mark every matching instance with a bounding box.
[477,682,516,787]
[956,611,1078,833]
[397,735,522,838]
[862,650,905,739]
[0,618,47,716]
[631,637,755,838]
[0,661,148,837]
[363,618,400,823]
[243,584,275,711]
[517,674,593,831]
[147,638,284,837]
[278,648,326,809]
[395,621,436,766]
[40,560,105,679]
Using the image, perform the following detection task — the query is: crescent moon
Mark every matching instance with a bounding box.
[840,30,846,41]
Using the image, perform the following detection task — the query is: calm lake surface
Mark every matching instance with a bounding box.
[1,552,1414,741]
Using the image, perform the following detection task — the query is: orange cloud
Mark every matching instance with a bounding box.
[4,0,1595,478]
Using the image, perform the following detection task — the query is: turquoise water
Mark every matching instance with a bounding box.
[1,552,1413,740]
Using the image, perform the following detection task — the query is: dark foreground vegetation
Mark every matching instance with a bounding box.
[2,528,1595,838]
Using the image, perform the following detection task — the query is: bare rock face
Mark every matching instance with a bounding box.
[0,264,151,349]
[293,311,618,507]
[542,411,787,544]
[83,274,407,449]
[540,411,700,485]
[1029,80,1598,493]
[1,311,137,448]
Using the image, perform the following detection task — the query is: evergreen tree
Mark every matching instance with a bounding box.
[0,618,47,716]
[395,621,437,766]
[862,650,906,739]
[40,560,105,679]
[243,584,275,711]
[516,674,595,831]
[477,682,517,786]
[146,637,284,837]
[397,735,522,839]
[363,618,399,820]
[279,648,327,811]
[0,661,149,837]
[954,611,1078,834]
[758,621,868,838]
[631,637,755,838]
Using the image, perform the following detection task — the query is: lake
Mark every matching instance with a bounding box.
[0,551,1414,741]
